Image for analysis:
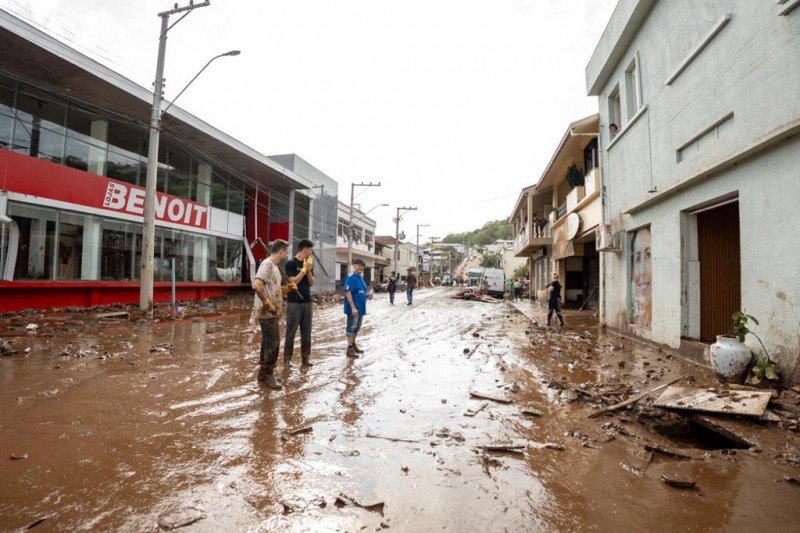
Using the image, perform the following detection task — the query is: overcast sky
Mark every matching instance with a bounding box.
[2,0,616,241]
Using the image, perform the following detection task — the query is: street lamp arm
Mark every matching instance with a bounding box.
[161,50,241,117]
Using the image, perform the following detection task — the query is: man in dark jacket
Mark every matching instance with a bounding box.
[406,267,417,305]
[387,271,397,305]
[284,239,315,367]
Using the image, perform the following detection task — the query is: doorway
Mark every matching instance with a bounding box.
[694,201,741,341]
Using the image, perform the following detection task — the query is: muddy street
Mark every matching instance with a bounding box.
[1,287,799,532]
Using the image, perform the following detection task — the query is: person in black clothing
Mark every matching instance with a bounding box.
[387,271,397,304]
[284,239,315,368]
[547,272,564,327]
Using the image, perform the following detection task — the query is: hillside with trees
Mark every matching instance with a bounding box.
[442,219,512,247]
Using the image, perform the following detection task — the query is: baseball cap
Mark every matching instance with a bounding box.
[352,258,366,266]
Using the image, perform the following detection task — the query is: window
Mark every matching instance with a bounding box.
[625,54,643,118]
[338,218,349,237]
[64,106,108,174]
[211,171,229,210]
[12,89,67,164]
[0,77,15,151]
[101,219,137,281]
[166,147,193,201]
[9,203,58,280]
[608,85,622,138]
[214,236,242,282]
[107,121,145,185]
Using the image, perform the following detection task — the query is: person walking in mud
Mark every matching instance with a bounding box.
[387,271,398,305]
[546,272,565,328]
[344,258,368,357]
[252,239,290,389]
[283,238,315,368]
[405,267,417,305]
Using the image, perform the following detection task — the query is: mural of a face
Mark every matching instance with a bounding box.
[631,227,652,327]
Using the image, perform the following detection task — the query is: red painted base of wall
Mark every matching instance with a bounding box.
[0,282,245,312]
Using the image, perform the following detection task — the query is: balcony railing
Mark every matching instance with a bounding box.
[556,202,567,219]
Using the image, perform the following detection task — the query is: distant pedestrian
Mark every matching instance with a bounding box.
[514,279,523,301]
[252,239,290,389]
[344,258,368,358]
[283,238,315,368]
[507,279,515,299]
[387,271,398,304]
[405,267,417,305]
[546,272,564,328]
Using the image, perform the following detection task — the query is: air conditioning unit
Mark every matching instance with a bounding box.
[596,224,621,252]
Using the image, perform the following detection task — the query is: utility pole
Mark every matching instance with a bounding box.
[393,206,417,278]
[416,223,429,281]
[429,236,439,281]
[140,0,210,314]
[347,182,380,272]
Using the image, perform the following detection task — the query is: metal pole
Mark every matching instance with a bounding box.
[171,257,176,314]
[140,0,210,315]
[347,181,380,274]
[392,206,417,278]
[139,14,169,314]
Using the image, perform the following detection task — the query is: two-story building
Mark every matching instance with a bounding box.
[586,0,800,381]
[0,10,337,311]
[511,114,601,307]
[335,202,386,287]
[375,235,417,283]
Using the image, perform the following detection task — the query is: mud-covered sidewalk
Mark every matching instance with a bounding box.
[1,287,799,532]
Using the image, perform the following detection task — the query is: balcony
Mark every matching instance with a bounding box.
[513,222,552,256]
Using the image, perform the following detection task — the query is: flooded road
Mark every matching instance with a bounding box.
[1,287,799,532]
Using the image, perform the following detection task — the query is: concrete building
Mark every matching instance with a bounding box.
[586,0,800,381]
[0,9,337,311]
[335,202,386,287]
[511,115,601,306]
[375,235,417,282]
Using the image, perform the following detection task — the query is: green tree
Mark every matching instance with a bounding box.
[512,263,529,280]
[443,219,512,245]
[480,254,498,268]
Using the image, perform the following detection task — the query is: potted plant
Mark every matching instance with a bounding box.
[565,163,585,189]
[709,311,756,381]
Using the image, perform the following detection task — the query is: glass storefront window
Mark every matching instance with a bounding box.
[101,220,137,281]
[12,90,67,164]
[64,106,108,173]
[166,146,193,201]
[0,78,15,151]
[9,203,57,280]
[214,236,242,282]
[56,212,84,280]
[228,178,244,215]
[211,172,228,210]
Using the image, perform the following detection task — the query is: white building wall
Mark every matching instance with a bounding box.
[588,0,800,382]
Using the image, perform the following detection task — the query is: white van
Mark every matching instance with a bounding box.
[482,268,506,298]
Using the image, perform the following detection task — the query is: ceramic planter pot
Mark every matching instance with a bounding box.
[709,335,752,381]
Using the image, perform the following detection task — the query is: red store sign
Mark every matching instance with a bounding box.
[1,150,209,230]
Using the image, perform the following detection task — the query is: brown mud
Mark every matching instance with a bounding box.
[1,288,799,532]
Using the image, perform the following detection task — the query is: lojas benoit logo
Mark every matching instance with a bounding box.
[102,182,208,228]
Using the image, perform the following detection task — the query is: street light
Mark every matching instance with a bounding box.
[161,50,241,117]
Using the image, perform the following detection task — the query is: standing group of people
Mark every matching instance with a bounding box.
[252,242,381,390]
[252,239,317,390]
[386,268,416,305]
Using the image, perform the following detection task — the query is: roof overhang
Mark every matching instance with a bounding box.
[536,114,599,190]
[0,9,310,191]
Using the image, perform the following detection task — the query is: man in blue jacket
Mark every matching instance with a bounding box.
[344,258,368,358]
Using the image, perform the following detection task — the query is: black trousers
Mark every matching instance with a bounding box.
[284,302,313,358]
[259,318,280,374]
[547,298,564,325]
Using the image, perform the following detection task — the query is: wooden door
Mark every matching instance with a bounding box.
[698,202,741,341]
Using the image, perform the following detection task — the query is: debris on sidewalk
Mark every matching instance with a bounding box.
[95,311,130,320]
[464,402,488,417]
[481,444,526,455]
[521,408,544,418]
[644,443,696,460]
[469,390,513,404]
[281,426,314,440]
[1,339,18,355]
[334,493,385,513]
[653,386,773,417]
[660,474,696,489]
[366,433,420,444]
[588,376,687,418]
[451,289,499,303]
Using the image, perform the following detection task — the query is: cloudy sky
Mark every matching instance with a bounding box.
[1,0,616,240]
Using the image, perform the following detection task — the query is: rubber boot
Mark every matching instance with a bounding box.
[346,345,359,358]
[283,348,293,368]
[257,368,269,382]
[353,342,364,354]
[264,374,282,390]
[301,354,314,367]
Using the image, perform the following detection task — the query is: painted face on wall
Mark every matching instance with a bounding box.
[631,227,652,327]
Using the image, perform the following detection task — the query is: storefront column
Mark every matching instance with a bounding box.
[81,217,101,280]
[87,119,109,176]
[193,236,209,282]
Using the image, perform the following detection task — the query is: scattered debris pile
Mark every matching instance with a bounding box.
[451,289,499,303]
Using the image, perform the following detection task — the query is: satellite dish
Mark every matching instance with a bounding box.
[566,213,581,240]
[399,231,406,240]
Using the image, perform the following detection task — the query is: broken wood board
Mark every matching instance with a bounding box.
[95,311,130,320]
[654,386,772,417]
[469,391,513,404]
[587,375,686,418]
[687,414,757,449]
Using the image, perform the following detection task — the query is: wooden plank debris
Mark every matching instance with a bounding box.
[588,376,686,418]
[654,386,772,417]
[94,311,130,320]
[469,391,513,404]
